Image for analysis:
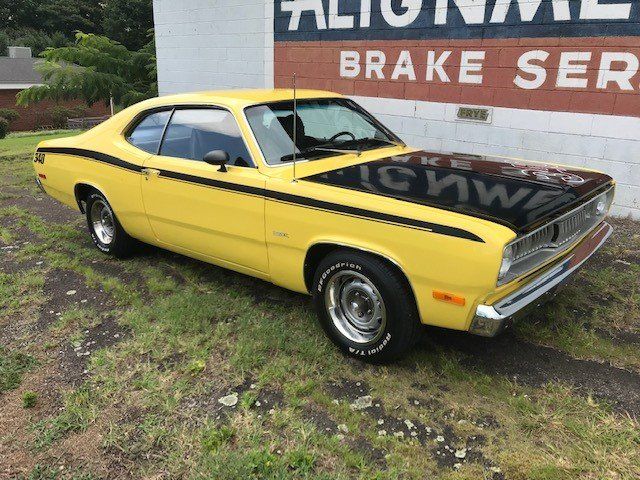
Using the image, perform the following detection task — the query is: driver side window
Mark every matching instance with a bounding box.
[159,108,254,167]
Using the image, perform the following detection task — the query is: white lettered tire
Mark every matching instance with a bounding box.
[312,250,421,363]
[85,191,136,258]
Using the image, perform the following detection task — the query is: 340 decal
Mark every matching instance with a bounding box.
[34,152,46,164]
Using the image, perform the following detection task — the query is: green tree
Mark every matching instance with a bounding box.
[102,0,153,51]
[16,32,157,108]
[0,28,69,56]
[0,0,102,36]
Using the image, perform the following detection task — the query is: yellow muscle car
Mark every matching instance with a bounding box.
[33,90,615,362]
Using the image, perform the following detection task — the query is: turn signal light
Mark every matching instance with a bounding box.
[433,290,465,306]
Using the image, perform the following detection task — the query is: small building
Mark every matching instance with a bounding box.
[152,0,640,219]
[0,46,109,131]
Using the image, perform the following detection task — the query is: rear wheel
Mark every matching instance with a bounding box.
[85,191,135,258]
[312,250,420,363]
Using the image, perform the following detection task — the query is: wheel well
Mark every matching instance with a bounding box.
[74,183,98,213]
[303,243,414,299]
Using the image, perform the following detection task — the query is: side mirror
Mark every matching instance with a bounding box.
[203,150,229,172]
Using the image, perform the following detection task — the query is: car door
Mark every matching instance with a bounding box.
[139,106,268,275]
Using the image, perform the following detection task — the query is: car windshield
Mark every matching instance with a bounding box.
[244,98,401,165]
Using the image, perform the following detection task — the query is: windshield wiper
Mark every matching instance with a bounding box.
[378,138,406,148]
[279,138,405,163]
[280,145,359,162]
[351,137,406,149]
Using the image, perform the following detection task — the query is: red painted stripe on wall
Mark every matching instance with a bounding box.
[274,37,640,117]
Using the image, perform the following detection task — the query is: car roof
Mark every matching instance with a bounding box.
[138,89,343,110]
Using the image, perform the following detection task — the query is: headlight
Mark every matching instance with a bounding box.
[590,189,614,219]
[498,244,513,282]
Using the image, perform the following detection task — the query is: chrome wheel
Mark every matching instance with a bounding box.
[90,199,115,245]
[325,270,386,345]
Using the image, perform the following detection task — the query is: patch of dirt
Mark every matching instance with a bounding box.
[347,435,388,467]
[326,378,501,473]
[0,258,47,347]
[182,377,256,424]
[325,378,371,401]
[595,328,640,346]
[0,363,66,478]
[425,329,640,418]
[37,268,115,331]
[49,425,112,479]
[58,316,129,386]
[5,190,80,225]
[158,352,185,372]
[251,387,285,414]
[302,402,338,434]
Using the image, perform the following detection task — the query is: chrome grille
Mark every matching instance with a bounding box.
[499,186,614,285]
[512,224,554,261]
[556,208,587,247]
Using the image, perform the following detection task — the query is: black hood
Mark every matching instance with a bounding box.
[303,151,614,233]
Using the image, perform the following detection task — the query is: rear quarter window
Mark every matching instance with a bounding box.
[126,110,172,154]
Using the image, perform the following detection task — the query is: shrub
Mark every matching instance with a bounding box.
[47,105,88,129]
[0,118,8,140]
[22,391,38,408]
[0,108,20,123]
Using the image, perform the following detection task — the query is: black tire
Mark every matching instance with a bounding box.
[312,250,421,363]
[84,191,136,258]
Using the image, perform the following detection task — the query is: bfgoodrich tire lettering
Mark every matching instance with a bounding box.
[85,191,136,258]
[312,250,420,363]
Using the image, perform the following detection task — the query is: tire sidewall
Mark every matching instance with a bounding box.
[313,255,413,361]
[86,192,116,254]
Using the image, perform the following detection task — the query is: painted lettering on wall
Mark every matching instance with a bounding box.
[274,0,640,117]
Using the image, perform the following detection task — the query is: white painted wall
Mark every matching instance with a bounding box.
[153,0,638,219]
[153,0,273,95]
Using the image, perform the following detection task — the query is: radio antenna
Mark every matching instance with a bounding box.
[292,72,297,183]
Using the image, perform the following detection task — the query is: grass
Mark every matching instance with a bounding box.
[514,222,640,370]
[0,132,639,479]
[0,130,80,157]
[0,267,45,319]
[32,387,97,450]
[22,391,38,408]
[0,347,37,392]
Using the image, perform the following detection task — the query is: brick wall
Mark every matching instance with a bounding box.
[0,90,110,131]
[153,0,640,219]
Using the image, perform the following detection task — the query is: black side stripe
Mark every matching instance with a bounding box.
[37,147,484,243]
[159,169,264,197]
[263,191,483,242]
[38,147,144,172]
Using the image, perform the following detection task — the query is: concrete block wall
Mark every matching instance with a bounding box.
[153,0,273,94]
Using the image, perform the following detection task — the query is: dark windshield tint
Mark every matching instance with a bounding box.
[245,98,398,165]
[159,109,253,167]
[127,110,171,154]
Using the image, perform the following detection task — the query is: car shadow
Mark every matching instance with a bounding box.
[417,325,640,418]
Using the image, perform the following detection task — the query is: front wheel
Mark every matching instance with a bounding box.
[312,250,421,363]
[85,191,135,258]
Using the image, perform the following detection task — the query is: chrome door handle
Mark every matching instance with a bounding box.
[141,168,160,180]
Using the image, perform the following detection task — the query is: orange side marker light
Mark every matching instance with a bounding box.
[433,290,466,306]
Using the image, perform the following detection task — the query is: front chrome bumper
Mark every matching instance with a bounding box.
[469,221,613,337]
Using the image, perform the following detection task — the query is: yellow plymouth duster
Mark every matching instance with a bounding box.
[33,90,614,362]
